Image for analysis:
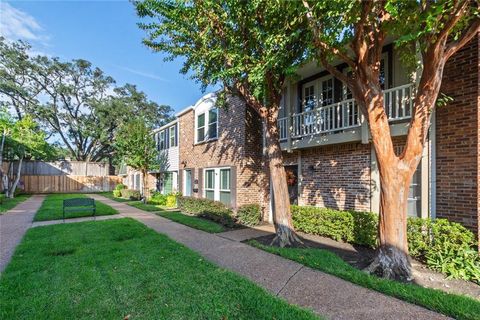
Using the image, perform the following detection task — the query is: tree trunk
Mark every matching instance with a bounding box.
[363,94,418,282]
[7,157,23,198]
[141,169,148,202]
[264,108,302,247]
[0,129,5,193]
[366,162,414,281]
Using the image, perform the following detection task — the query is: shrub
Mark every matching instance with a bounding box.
[237,204,262,226]
[113,190,122,197]
[166,193,177,208]
[178,196,235,227]
[149,191,167,206]
[291,205,377,247]
[115,184,127,190]
[120,189,141,200]
[292,205,480,284]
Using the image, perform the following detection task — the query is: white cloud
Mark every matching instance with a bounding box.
[117,65,170,82]
[0,2,49,44]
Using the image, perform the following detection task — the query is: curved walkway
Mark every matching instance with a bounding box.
[89,194,449,320]
[0,194,450,319]
[0,195,45,272]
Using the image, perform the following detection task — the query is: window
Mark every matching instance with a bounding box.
[183,169,192,196]
[303,84,316,111]
[219,169,231,205]
[203,167,232,206]
[408,166,421,217]
[196,108,218,143]
[169,125,177,147]
[205,169,215,200]
[320,78,334,106]
[159,130,166,150]
[163,172,173,195]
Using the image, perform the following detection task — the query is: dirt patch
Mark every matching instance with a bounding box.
[252,232,480,300]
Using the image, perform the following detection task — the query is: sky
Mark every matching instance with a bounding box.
[0,0,208,113]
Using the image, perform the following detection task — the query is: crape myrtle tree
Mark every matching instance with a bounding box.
[2,116,55,198]
[135,0,308,246]
[115,119,160,199]
[300,0,479,280]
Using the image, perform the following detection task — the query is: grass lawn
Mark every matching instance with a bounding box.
[0,219,318,320]
[0,194,30,214]
[98,192,132,203]
[249,240,480,320]
[128,201,164,212]
[156,210,226,233]
[33,194,118,221]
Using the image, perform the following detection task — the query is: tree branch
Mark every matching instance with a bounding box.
[445,18,480,59]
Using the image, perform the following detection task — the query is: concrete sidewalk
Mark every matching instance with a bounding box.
[89,194,449,320]
[0,195,45,272]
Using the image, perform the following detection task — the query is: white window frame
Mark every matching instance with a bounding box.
[203,167,231,203]
[169,125,176,147]
[183,169,192,196]
[195,108,219,143]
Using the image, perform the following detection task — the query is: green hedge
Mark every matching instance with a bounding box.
[120,189,141,201]
[291,205,480,284]
[237,204,262,226]
[177,196,235,227]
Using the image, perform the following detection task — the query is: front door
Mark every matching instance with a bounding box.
[285,165,298,205]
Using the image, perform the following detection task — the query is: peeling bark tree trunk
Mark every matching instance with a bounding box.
[264,107,302,247]
[141,169,149,202]
[0,129,5,192]
[7,157,23,198]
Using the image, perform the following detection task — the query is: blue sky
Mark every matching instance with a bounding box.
[0,0,207,112]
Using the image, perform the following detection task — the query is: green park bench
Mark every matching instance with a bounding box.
[63,198,96,221]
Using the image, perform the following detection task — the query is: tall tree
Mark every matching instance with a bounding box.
[300,0,479,280]
[115,119,159,198]
[2,116,55,197]
[135,0,307,246]
[0,38,173,162]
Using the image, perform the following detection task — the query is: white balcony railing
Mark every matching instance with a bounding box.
[278,83,414,141]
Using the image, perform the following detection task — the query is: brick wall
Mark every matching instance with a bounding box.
[436,35,479,239]
[285,142,372,212]
[178,95,268,214]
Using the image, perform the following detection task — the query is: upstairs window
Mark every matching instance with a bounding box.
[159,130,166,150]
[169,125,177,147]
[196,108,218,143]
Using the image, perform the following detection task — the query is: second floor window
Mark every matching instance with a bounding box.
[159,131,166,150]
[196,108,218,143]
[169,125,177,147]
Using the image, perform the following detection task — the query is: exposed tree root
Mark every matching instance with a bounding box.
[270,224,304,248]
[365,245,413,282]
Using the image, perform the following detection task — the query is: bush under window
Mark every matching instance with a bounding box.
[178,196,235,227]
[237,204,262,226]
[120,189,141,201]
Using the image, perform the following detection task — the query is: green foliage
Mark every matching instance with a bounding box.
[177,196,235,228]
[155,211,225,233]
[293,205,480,283]
[115,184,127,190]
[237,204,262,226]
[115,119,159,176]
[149,191,167,206]
[136,0,308,109]
[120,189,142,201]
[166,193,177,208]
[0,37,173,162]
[291,205,377,247]
[112,190,122,197]
[407,218,480,284]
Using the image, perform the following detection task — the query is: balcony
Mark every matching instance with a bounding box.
[278,84,414,147]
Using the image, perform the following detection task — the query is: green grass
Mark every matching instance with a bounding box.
[33,194,118,221]
[0,219,318,320]
[0,194,30,214]
[98,192,132,203]
[249,240,480,320]
[156,210,226,233]
[128,201,164,212]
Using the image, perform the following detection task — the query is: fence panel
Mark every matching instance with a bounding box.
[17,175,122,193]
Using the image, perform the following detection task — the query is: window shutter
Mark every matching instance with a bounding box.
[178,169,183,195]
[166,128,170,149]
[197,168,203,198]
[190,169,195,196]
[175,124,178,146]
[230,166,237,209]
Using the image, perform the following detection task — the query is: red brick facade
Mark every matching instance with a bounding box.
[177,95,268,214]
[436,35,480,239]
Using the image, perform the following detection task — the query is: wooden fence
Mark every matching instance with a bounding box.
[1,160,122,193]
[18,175,123,194]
